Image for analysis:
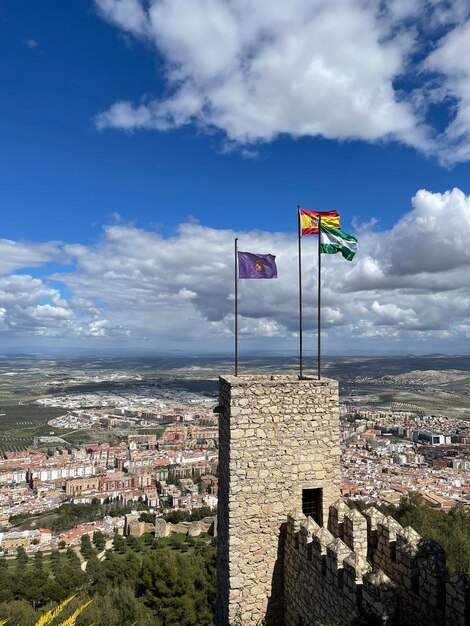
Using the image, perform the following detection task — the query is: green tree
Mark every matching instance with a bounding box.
[136,547,216,626]
[66,547,81,567]
[93,530,106,551]
[16,546,28,573]
[113,534,126,554]
[80,534,95,560]
[139,512,156,524]
[0,599,36,626]
[126,535,139,551]
[84,585,156,626]
[33,551,43,570]
[143,533,156,548]
[51,549,61,573]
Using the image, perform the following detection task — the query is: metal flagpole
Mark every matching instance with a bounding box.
[234,237,239,376]
[317,215,321,380]
[297,206,303,379]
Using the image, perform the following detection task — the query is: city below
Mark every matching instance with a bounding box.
[0,354,468,556]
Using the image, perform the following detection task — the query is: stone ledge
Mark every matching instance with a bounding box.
[220,375,338,388]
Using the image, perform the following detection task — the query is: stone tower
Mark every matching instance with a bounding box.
[216,375,341,625]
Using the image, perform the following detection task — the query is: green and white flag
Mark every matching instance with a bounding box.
[320,224,358,261]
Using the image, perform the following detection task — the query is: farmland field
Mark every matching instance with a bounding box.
[0,405,64,454]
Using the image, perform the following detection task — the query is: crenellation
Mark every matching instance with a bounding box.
[286,498,470,625]
[326,537,352,589]
[343,507,368,560]
[446,574,470,626]
[417,540,448,613]
[327,497,348,539]
[362,569,399,622]
[217,374,470,626]
[343,551,371,587]
[395,526,421,590]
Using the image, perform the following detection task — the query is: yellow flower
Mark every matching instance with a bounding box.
[56,600,92,626]
[35,596,76,626]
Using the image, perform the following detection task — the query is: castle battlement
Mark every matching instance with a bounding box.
[216,375,341,625]
[285,501,470,625]
[216,374,469,625]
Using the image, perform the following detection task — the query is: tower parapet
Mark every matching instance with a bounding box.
[216,373,470,625]
[216,375,341,625]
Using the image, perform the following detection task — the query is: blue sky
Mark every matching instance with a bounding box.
[2,0,470,356]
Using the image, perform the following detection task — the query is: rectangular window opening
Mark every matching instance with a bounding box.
[302,488,323,526]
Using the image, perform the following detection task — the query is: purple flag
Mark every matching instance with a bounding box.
[237,251,278,279]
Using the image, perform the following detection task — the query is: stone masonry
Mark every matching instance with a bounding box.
[216,373,470,625]
[284,500,470,626]
[216,375,341,626]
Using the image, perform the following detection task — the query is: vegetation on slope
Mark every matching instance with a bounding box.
[0,533,216,626]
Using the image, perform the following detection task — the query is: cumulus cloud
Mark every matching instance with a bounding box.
[0,275,73,335]
[0,239,62,275]
[3,188,470,352]
[425,20,470,164]
[92,0,470,161]
[93,0,434,150]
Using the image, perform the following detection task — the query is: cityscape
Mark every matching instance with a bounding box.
[0,356,468,558]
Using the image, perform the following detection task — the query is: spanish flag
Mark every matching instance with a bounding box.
[299,208,340,235]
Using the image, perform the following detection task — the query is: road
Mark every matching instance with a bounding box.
[80,539,113,571]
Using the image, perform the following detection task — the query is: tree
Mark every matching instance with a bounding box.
[84,585,155,626]
[113,534,126,554]
[66,547,81,567]
[16,546,28,573]
[139,512,156,525]
[34,551,43,570]
[136,547,216,626]
[51,549,61,573]
[126,535,139,551]
[80,534,95,560]
[93,530,106,551]
[86,555,102,581]
[143,533,156,548]
[0,599,36,625]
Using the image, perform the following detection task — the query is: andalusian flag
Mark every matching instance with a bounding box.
[320,224,357,261]
[299,208,340,235]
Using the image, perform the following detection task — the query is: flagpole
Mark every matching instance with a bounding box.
[234,237,239,377]
[297,206,303,379]
[317,215,321,380]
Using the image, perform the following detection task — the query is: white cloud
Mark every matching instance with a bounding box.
[178,288,197,299]
[387,188,470,274]
[3,188,470,352]
[425,20,470,164]
[94,0,435,151]
[0,275,73,335]
[94,0,151,37]
[0,239,62,275]
[92,1,470,162]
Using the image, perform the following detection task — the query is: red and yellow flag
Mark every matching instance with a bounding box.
[299,208,340,235]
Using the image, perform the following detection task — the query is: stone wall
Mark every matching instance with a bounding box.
[216,375,341,626]
[284,500,470,626]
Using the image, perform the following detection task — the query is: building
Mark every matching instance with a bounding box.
[216,374,470,626]
[216,375,341,625]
